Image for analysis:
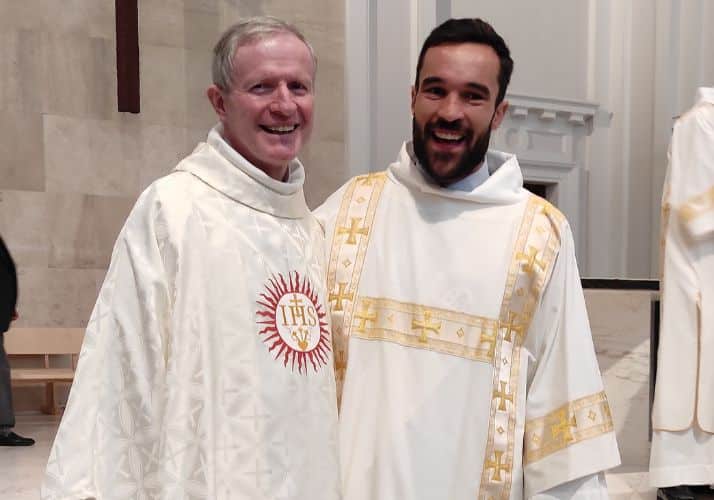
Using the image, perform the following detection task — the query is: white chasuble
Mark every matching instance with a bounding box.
[315,143,620,500]
[42,126,340,500]
[650,88,714,487]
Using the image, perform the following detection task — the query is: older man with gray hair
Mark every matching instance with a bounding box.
[43,17,340,500]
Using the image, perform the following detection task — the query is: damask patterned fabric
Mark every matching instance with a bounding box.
[42,126,341,500]
[650,87,714,487]
[315,142,620,500]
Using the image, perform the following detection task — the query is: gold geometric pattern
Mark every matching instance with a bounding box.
[326,171,388,406]
[523,391,614,464]
[350,296,498,364]
[478,196,565,500]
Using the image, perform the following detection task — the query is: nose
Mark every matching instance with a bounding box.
[270,83,297,115]
[436,92,464,122]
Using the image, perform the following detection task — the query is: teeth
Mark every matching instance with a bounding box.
[433,130,463,141]
[265,125,297,133]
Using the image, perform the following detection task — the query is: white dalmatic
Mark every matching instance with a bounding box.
[315,143,620,500]
[650,87,714,488]
[42,127,341,500]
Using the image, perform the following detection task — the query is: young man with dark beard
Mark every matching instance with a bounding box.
[316,18,620,499]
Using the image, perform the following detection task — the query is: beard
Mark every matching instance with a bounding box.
[412,117,493,187]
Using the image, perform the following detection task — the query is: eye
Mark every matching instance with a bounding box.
[288,81,311,95]
[422,86,446,98]
[249,82,272,94]
[463,92,485,102]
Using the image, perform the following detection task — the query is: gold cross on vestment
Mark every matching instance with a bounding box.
[493,381,513,411]
[501,311,526,344]
[289,294,304,309]
[480,324,498,358]
[411,310,441,343]
[485,450,511,482]
[354,299,377,332]
[329,282,353,312]
[337,217,369,245]
[516,245,546,277]
[357,172,380,186]
[551,409,577,444]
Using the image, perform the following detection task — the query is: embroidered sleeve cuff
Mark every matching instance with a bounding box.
[524,392,621,497]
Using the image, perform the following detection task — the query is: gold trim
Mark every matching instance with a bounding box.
[679,185,714,224]
[479,196,564,500]
[326,172,387,405]
[352,296,498,364]
[524,391,614,464]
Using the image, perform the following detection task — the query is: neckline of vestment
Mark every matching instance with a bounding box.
[387,141,529,206]
[174,125,309,219]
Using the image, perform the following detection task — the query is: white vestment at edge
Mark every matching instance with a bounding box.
[315,143,620,500]
[650,88,714,487]
[42,126,340,500]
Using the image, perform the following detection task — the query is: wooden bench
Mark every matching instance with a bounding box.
[4,328,85,415]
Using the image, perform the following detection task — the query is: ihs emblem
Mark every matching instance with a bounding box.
[256,272,331,373]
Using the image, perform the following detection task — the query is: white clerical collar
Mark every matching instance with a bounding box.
[391,141,528,205]
[695,87,714,105]
[449,158,490,192]
[173,125,309,219]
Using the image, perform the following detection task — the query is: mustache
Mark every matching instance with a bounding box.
[425,119,473,138]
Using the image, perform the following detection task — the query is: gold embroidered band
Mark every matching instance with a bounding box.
[524,391,614,464]
[479,196,565,500]
[351,296,498,364]
[326,172,387,405]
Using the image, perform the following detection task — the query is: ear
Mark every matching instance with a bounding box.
[207,85,227,120]
[491,99,509,130]
[410,85,417,115]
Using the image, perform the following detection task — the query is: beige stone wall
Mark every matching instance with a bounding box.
[0,1,346,410]
[0,0,346,330]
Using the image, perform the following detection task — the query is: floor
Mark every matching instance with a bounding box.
[1,413,61,500]
[0,414,660,500]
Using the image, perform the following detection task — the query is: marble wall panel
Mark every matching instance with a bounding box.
[0,109,45,191]
[43,115,142,196]
[585,289,654,469]
[184,6,220,50]
[185,48,218,131]
[0,0,114,39]
[0,30,45,115]
[14,267,106,328]
[218,0,263,28]
[140,44,188,126]
[137,124,193,189]
[313,57,345,143]
[0,191,49,268]
[42,33,117,120]
[47,193,135,270]
[301,139,347,208]
[0,31,21,112]
[185,0,219,14]
[139,0,185,48]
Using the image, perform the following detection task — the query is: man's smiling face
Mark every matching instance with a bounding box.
[411,42,508,186]
[210,33,315,180]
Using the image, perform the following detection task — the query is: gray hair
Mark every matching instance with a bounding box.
[211,16,317,91]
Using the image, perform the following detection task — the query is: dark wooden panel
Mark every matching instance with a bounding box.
[581,278,660,291]
[115,0,140,113]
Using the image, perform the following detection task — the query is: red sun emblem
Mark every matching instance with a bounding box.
[256,271,331,373]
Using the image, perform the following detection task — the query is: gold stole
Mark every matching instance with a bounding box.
[478,196,564,500]
[326,172,387,405]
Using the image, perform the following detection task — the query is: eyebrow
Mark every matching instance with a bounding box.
[420,76,491,97]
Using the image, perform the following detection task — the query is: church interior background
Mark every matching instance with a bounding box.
[0,0,713,498]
